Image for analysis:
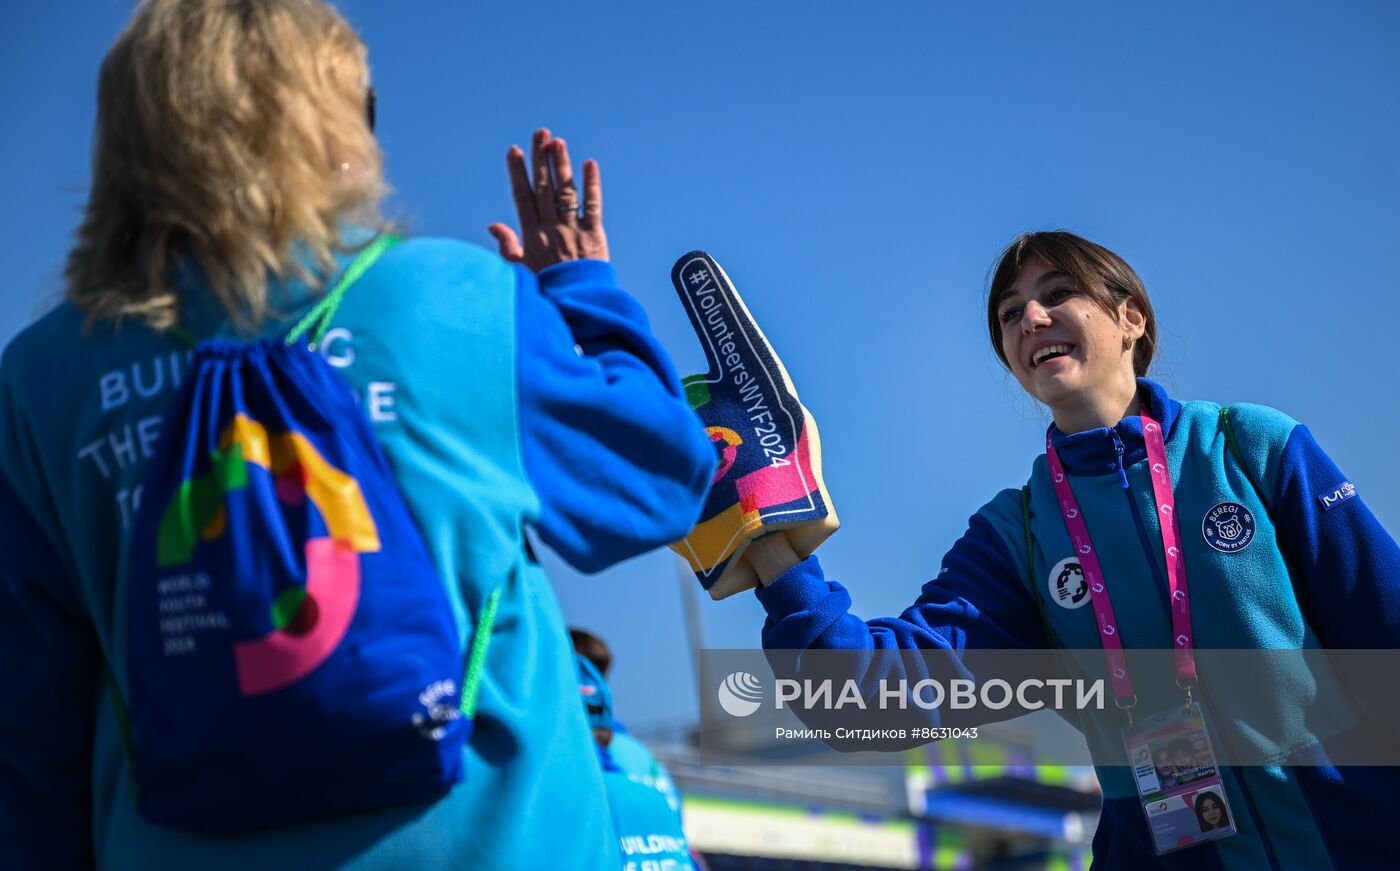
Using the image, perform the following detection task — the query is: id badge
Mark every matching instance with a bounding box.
[1122,703,1237,854]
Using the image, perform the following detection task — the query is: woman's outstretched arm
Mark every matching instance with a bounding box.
[748,495,1050,654]
[740,494,1058,740]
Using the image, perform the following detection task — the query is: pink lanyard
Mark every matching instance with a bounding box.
[1044,412,1197,715]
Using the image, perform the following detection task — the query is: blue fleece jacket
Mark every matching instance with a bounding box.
[598,746,693,871]
[0,239,714,870]
[756,379,1400,871]
[610,727,682,813]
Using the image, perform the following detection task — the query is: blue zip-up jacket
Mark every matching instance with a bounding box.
[756,379,1400,871]
[0,238,715,870]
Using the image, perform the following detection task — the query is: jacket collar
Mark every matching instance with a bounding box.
[1046,378,1181,478]
[172,223,379,341]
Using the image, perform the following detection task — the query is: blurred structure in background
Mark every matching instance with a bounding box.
[635,718,1100,870]
[656,566,1102,870]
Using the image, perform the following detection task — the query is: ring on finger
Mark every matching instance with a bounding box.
[556,200,578,217]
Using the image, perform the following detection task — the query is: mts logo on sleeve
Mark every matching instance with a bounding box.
[1319,481,1357,511]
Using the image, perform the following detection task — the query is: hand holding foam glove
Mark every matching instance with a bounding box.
[668,252,838,599]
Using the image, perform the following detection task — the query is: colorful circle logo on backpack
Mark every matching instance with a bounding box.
[156,412,378,696]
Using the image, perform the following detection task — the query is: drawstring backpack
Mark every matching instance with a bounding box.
[118,235,499,834]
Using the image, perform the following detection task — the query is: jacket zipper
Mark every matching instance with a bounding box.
[1114,430,1172,608]
[1197,681,1284,870]
[1125,490,1171,608]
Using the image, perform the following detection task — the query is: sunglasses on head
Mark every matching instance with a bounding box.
[366,86,376,132]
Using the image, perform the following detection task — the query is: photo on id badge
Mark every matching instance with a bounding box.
[1125,705,1237,853]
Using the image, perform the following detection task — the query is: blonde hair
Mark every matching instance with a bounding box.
[67,0,387,331]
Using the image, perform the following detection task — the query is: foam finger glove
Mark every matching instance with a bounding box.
[668,251,839,599]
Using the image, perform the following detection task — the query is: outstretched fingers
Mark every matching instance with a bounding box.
[505,145,537,233]
[552,139,579,225]
[494,128,609,269]
[486,224,525,263]
[581,159,603,232]
[530,128,556,225]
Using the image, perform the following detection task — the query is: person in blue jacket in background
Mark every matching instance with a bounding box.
[573,627,684,813]
[577,654,694,871]
[740,231,1400,870]
[0,0,712,868]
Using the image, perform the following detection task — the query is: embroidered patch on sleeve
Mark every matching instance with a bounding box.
[1318,481,1358,511]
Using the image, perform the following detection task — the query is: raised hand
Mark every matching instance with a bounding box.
[487,128,608,272]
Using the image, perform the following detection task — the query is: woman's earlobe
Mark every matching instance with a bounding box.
[1120,303,1148,341]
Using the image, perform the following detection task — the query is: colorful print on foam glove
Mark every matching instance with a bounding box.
[668,251,838,599]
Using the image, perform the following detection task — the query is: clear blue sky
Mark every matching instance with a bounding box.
[4,1,1398,730]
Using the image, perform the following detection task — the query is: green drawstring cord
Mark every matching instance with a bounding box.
[167,324,198,348]
[164,234,402,348]
[285,234,401,349]
[460,588,501,719]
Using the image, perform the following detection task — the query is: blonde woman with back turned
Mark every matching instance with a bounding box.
[0,1,713,868]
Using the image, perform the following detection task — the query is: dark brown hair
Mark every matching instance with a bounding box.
[570,628,612,677]
[986,231,1157,377]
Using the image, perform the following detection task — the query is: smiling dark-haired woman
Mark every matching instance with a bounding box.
[742,230,1400,870]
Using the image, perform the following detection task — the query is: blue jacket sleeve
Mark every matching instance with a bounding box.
[0,471,98,870]
[1271,424,1400,649]
[515,260,714,573]
[755,512,1049,653]
[753,510,1051,737]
